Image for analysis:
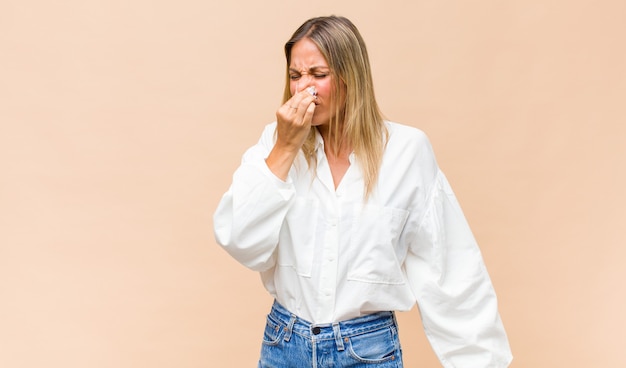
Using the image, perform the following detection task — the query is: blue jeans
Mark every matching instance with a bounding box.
[258,300,404,367]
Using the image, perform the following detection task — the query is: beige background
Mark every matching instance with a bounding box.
[1,0,624,367]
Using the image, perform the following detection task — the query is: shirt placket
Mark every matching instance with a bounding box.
[315,188,342,322]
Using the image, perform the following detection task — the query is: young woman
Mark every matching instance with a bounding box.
[214,15,512,367]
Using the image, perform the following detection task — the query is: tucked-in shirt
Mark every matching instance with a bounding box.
[213,121,512,367]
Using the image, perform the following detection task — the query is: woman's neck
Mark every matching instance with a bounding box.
[317,125,352,158]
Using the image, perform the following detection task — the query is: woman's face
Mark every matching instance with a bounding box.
[289,38,343,127]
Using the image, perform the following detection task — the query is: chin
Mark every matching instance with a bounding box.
[310,115,329,127]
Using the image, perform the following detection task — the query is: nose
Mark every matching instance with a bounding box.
[296,74,315,92]
[301,74,314,84]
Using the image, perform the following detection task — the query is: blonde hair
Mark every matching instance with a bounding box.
[283,16,387,199]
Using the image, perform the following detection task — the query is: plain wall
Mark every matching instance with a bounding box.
[1,0,624,367]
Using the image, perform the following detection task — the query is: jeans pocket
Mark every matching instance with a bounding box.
[346,326,399,363]
[261,314,285,346]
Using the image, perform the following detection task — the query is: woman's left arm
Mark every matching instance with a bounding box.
[403,170,513,368]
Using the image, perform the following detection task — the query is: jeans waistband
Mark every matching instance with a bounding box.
[269,300,397,344]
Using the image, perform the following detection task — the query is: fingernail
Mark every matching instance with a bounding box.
[306,86,317,97]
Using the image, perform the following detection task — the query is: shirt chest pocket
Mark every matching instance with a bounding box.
[345,205,409,285]
[277,197,319,277]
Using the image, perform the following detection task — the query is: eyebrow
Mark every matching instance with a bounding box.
[288,66,330,73]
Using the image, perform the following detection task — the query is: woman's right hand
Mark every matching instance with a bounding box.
[265,90,317,180]
[275,90,317,151]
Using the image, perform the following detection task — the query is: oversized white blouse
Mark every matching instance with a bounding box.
[214,121,512,367]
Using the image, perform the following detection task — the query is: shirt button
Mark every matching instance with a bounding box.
[312,327,321,335]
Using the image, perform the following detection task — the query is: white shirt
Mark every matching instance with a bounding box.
[214,121,512,367]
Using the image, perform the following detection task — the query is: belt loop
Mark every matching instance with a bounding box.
[283,314,297,342]
[390,311,399,336]
[332,322,345,351]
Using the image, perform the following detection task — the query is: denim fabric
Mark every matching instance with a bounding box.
[258,301,403,368]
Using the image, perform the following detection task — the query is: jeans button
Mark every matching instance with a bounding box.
[312,327,321,335]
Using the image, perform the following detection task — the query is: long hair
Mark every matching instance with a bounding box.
[283,16,387,199]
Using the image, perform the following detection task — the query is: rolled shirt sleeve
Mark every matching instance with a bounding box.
[404,170,513,367]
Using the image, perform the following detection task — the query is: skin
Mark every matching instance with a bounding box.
[265,38,351,188]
